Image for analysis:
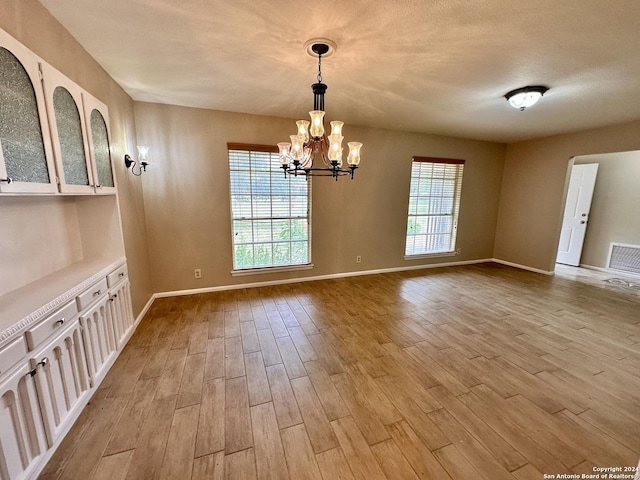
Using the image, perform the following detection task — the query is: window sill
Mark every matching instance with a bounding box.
[231,263,314,277]
[404,251,456,261]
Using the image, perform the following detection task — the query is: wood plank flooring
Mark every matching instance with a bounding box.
[39,263,640,479]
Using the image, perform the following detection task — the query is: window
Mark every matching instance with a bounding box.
[405,156,464,257]
[228,143,310,271]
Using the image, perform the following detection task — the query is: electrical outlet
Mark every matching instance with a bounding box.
[356,255,362,264]
[194,268,202,279]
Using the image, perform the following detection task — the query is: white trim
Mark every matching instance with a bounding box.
[134,294,156,326]
[231,263,314,277]
[155,258,494,298]
[578,263,640,280]
[492,258,555,276]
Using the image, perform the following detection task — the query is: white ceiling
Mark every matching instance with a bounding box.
[39,0,640,143]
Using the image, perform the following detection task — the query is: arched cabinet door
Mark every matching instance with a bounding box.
[0,361,48,480]
[29,319,90,447]
[41,62,95,194]
[0,30,57,193]
[82,93,116,194]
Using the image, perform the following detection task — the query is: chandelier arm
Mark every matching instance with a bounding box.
[284,166,353,176]
[318,136,332,168]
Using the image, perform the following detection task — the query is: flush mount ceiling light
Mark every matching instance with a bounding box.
[277,39,362,180]
[505,86,549,111]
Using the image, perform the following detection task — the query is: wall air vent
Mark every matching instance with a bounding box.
[607,243,640,275]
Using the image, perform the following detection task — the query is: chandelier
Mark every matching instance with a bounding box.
[278,40,362,180]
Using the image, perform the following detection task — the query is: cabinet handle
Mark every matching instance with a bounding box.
[109,293,118,302]
[55,318,65,325]
[27,357,50,377]
[119,272,125,277]
[94,289,102,296]
[96,184,102,189]
[0,177,12,184]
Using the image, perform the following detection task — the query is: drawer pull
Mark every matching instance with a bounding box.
[93,289,102,296]
[119,272,125,277]
[55,318,65,325]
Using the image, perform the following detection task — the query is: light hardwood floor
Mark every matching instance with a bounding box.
[39,263,640,479]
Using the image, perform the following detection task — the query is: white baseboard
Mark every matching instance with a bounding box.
[144,257,559,303]
[134,294,156,325]
[154,258,494,298]
[492,258,555,276]
[579,263,640,280]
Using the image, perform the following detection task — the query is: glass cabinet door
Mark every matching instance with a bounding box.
[0,30,57,193]
[41,62,94,194]
[82,92,116,194]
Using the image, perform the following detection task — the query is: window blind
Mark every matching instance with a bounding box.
[405,157,464,256]
[228,145,310,269]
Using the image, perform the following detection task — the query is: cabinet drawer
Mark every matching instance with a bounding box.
[107,264,128,288]
[25,300,78,351]
[76,278,108,311]
[0,336,28,377]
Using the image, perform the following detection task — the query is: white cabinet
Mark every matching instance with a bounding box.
[0,27,116,196]
[79,295,117,386]
[0,29,57,194]
[0,25,131,480]
[40,63,95,195]
[0,362,47,480]
[29,319,90,447]
[81,93,116,195]
[107,265,134,349]
[0,261,134,480]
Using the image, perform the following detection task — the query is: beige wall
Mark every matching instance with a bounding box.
[495,120,640,273]
[8,0,640,297]
[574,151,640,268]
[0,0,153,315]
[134,102,506,293]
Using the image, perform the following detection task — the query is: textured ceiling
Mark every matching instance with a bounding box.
[39,0,640,143]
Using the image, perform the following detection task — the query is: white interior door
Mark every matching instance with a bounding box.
[556,163,599,266]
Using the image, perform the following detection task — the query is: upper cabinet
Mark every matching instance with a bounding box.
[41,63,94,194]
[82,94,116,194]
[0,30,58,194]
[0,28,117,196]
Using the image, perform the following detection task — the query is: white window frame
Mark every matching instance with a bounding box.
[228,143,312,274]
[404,156,464,259]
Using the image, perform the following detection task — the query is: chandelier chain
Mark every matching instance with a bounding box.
[317,53,322,83]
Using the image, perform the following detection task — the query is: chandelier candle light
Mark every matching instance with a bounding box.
[278,40,362,180]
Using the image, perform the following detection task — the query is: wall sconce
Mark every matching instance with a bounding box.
[124,146,149,176]
[504,86,549,111]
